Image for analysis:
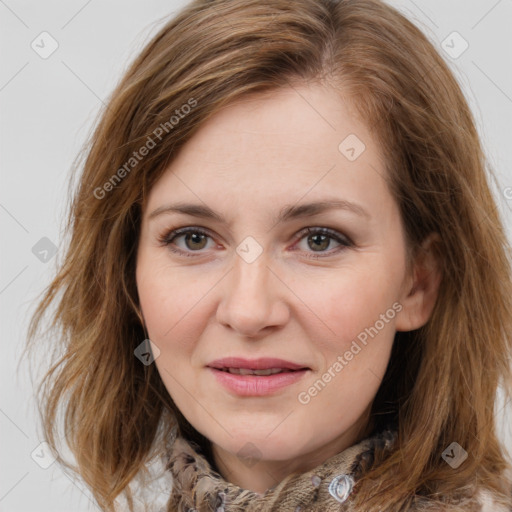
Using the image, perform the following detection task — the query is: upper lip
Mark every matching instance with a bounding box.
[207,357,309,371]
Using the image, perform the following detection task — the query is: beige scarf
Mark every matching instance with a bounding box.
[164,427,505,512]
[165,428,399,511]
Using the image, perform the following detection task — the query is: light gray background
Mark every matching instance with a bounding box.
[1,1,512,511]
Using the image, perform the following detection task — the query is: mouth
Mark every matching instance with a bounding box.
[206,357,310,396]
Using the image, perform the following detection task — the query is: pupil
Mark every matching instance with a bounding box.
[309,234,329,251]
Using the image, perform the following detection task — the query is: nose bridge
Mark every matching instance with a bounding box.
[216,247,288,336]
[229,252,272,313]
[241,252,273,296]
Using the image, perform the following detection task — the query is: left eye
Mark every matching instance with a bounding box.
[293,227,352,257]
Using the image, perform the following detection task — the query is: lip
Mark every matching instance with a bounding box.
[207,357,308,371]
[207,357,310,396]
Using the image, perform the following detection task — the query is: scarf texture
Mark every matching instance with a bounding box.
[164,427,508,512]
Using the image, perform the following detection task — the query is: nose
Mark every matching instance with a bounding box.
[215,252,290,339]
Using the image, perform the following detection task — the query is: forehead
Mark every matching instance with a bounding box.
[145,84,392,219]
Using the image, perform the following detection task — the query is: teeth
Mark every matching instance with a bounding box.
[224,368,288,376]
[238,368,257,375]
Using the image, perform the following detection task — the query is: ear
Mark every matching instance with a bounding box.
[395,232,442,332]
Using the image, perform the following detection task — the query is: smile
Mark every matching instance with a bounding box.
[206,357,310,396]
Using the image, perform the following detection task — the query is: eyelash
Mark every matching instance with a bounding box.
[158,226,353,259]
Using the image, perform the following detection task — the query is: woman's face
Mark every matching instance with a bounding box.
[136,83,426,482]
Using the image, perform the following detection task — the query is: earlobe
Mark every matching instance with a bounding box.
[395,233,443,332]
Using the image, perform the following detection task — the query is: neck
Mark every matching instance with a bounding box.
[211,410,373,494]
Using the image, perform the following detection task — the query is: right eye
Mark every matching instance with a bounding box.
[158,226,218,257]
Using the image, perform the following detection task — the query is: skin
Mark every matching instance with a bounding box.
[136,83,441,494]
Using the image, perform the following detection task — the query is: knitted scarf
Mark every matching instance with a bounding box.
[165,427,384,511]
[164,427,507,512]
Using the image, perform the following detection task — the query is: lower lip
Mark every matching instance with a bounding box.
[208,368,309,396]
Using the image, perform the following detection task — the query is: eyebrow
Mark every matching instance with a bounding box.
[148,198,371,224]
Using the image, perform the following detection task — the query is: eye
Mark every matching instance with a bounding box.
[158,227,216,256]
[293,227,353,258]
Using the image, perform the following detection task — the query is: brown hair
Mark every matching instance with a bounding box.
[25,0,512,510]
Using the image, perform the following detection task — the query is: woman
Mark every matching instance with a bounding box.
[26,0,512,510]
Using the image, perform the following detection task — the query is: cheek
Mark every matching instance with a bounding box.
[136,256,211,404]
[295,262,402,351]
[136,254,214,344]
[294,267,399,437]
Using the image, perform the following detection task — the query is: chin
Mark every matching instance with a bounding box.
[215,426,312,463]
